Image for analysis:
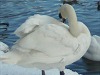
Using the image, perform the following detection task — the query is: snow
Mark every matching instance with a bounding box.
[0,51,80,75]
[0,41,9,51]
[0,51,4,55]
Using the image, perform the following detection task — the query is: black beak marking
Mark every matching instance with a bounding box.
[59,13,62,19]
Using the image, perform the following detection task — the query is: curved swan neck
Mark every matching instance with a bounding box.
[63,4,80,37]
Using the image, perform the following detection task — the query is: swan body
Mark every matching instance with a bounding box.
[0,4,91,70]
[84,35,100,61]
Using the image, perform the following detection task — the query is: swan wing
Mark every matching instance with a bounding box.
[16,24,79,57]
[14,14,64,38]
[14,14,40,38]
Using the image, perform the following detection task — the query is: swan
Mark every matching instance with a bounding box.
[0,4,91,75]
[84,35,100,61]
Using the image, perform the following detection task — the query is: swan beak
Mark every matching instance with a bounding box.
[59,13,66,23]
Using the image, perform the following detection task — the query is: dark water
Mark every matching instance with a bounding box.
[0,0,100,75]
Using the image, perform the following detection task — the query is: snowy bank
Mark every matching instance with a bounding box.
[0,51,80,75]
[0,62,80,75]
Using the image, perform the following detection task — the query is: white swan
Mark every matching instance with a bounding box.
[0,4,91,73]
[84,35,100,61]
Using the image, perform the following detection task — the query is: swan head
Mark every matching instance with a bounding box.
[59,4,87,37]
[59,4,76,23]
[59,4,69,23]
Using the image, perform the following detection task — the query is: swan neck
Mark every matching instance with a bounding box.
[66,5,79,37]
